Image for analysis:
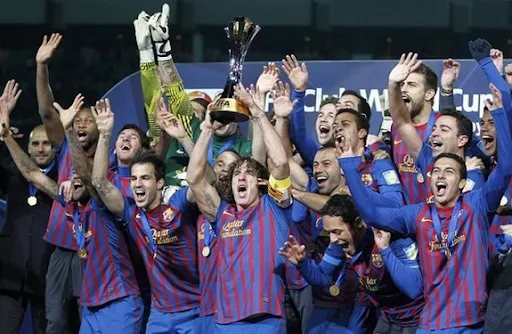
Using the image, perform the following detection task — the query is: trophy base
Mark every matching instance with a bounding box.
[210,98,251,123]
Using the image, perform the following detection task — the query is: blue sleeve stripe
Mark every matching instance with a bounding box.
[323,253,342,266]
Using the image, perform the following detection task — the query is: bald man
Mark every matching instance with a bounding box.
[0,125,57,334]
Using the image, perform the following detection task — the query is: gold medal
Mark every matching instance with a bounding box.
[27,196,37,206]
[78,248,88,259]
[329,285,340,297]
[202,246,211,258]
[417,173,424,183]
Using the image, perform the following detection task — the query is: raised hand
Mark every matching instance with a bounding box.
[91,99,114,134]
[372,227,391,250]
[279,235,307,265]
[59,180,74,202]
[53,94,85,131]
[148,3,170,42]
[36,33,62,64]
[271,81,298,118]
[468,38,491,62]
[465,156,485,172]
[281,54,308,92]
[155,98,186,140]
[133,11,152,51]
[389,52,422,84]
[491,48,504,75]
[202,104,224,131]
[256,62,280,94]
[0,80,22,132]
[483,83,503,111]
[440,58,460,90]
[233,83,264,119]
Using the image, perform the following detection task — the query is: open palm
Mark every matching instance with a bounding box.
[389,52,422,84]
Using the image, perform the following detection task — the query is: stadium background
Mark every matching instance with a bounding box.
[0,0,511,332]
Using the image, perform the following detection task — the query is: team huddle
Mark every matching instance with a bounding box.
[1,3,512,334]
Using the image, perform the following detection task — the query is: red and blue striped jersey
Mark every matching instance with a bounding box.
[284,219,310,290]
[213,195,294,324]
[122,188,200,313]
[197,214,217,317]
[45,139,78,249]
[391,112,440,205]
[349,236,424,327]
[61,198,139,307]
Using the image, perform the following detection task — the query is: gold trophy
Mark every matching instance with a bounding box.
[210,17,261,123]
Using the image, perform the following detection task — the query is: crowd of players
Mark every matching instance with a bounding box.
[1,3,512,334]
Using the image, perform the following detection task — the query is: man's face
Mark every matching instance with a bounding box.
[70,173,88,202]
[115,128,143,165]
[313,149,341,195]
[430,157,465,207]
[231,161,260,209]
[73,108,99,150]
[316,103,336,146]
[323,215,359,256]
[336,94,359,111]
[400,73,430,119]
[191,100,207,121]
[430,116,467,157]
[334,112,365,152]
[214,151,239,182]
[480,109,496,156]
[214,122,238,138]
[130,163,164,209]
[28,128,54,167]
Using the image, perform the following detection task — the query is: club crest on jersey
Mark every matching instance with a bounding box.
[361,173,373,186]
[162,208,175,222]
[398,154,418,174]
[371,253,383,268]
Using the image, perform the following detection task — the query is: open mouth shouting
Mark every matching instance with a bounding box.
[431,138,443,152]
[435,180,448,197]
[318,123,331,138]
[134,188,146,202]
[402,95,411,108]
[315,173,329,188]
[236,183,248,198]
[76,130,88,144]
[481,134,495,153]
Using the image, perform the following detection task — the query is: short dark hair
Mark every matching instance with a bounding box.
[227,157,269,196]
[411,63,438,94]
[337,108,370,133]
[118,124,150,149]
[341,90,372,121]
[215,149,241,162]
[439,108,473,149]
[433,152,467,180]
[319,195,360,229]
[131,151,166,181]
[319,96,339,109]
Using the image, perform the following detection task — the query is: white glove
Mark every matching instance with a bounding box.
[133,11,154,63]
[148,3,172,61]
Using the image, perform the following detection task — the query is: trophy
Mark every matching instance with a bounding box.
[210,17,261,123]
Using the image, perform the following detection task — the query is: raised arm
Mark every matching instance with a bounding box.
[2,134,58,200]
[291,188,330,213]
[0,80,22,134]
[439,59,460,111]
[282,54,318,167]
[35,33,65,148]
[388,53,425,159]
[91,99,124,217]
[186,115,221,222]
[55,94,102,204]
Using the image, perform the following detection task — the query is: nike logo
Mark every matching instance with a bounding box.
[421,217,432,223]
[394,139,402,145]
[222,210,233,217]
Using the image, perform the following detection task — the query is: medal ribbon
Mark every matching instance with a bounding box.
[334,260,347,288]
[28,160,55,199]
[203,220,213,250]
[493,234,512,254]
[430,199,462,259]
[416,112,436,177]
[139,210,157,259]
[207,134,238,166]
[73,206,86,251]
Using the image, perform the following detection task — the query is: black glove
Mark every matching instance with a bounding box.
[468,38,491,62]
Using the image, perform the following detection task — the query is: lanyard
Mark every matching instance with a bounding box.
[334,261,347,287]
[73,206,86,250]
[424,111,436,145]
[139,210,157,259]
[493,234,512,254]
[28,160,55,197]
[203,220,214,249]
[430,199,462,259]
[207,135,237,166]
[113,166,132,197]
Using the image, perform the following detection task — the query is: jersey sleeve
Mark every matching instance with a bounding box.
[463,169,486,193]
[340,157,404,225]
[289,90,319,167]
[121,196,137,227]
[381,238,423,299]
[478,57,512,128]
[140,62,163,140]
[295,244,345,288]
[371,158,405,203]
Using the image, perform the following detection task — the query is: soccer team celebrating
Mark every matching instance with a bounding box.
[1,3,512,334]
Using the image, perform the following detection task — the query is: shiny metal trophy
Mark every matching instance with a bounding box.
[210,17,261,123]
